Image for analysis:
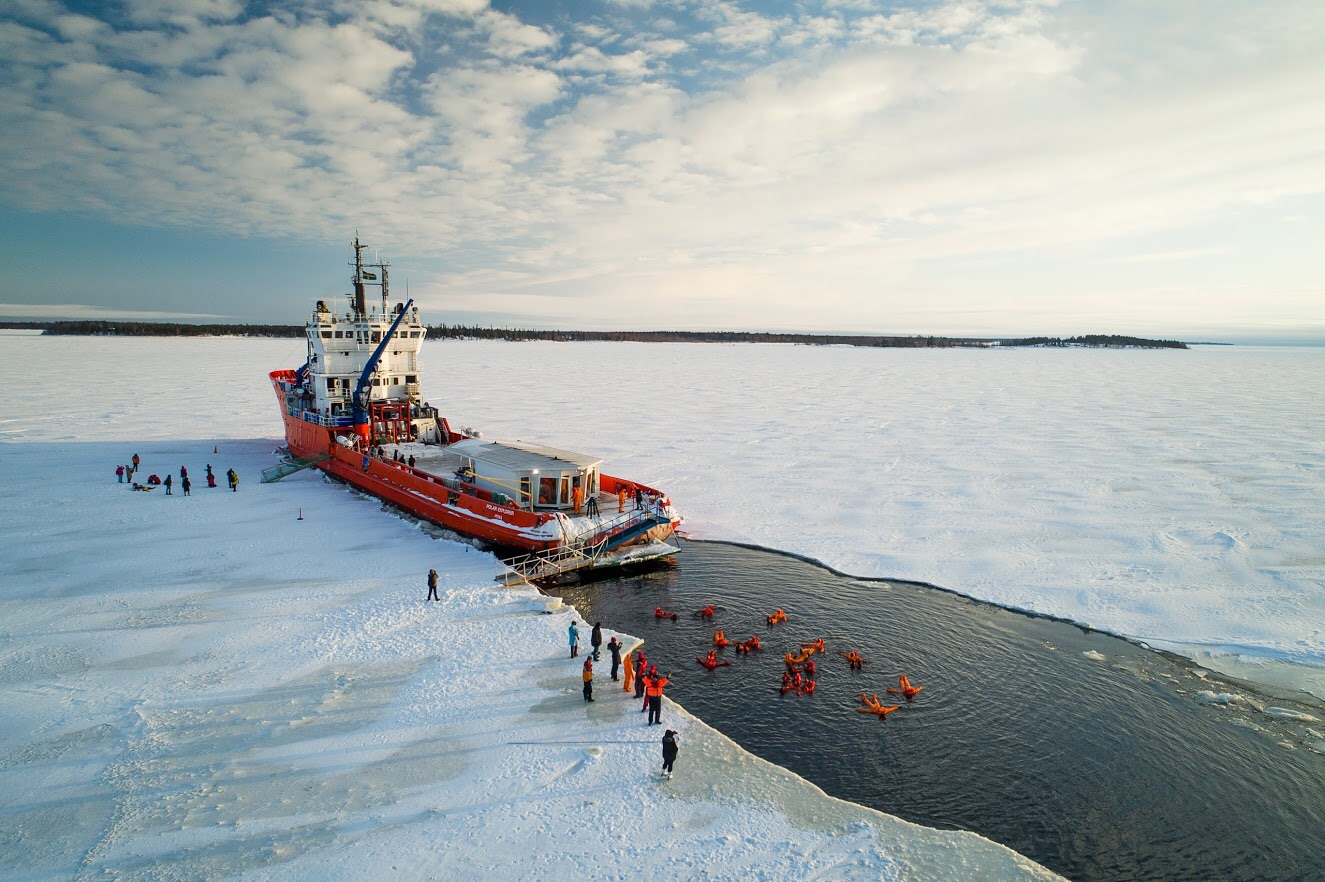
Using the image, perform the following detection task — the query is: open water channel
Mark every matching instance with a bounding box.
[547,540,1325,882]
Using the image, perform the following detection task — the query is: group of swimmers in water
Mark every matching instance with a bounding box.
[652,603,923,718]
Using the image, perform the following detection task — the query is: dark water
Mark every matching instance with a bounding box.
[550,541,1325,882]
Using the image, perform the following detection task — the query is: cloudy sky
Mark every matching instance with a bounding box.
[1,0,1322,339]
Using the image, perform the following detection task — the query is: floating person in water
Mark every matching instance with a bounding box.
[858,693,900,717]
[712,630,730,648]
[840,650,867,670]
[693,604,715,618]
[653,607,678,621]
[766,608,788,626]
[887,674,924,700]
[736,635,762,653]
[696,649,730,670]
[800,637,825,656]
[784,649,812,667]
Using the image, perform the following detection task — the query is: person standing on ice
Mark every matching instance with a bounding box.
[205,464,216,488]
[582,658,594,702]
[608,636,622,681]
[164,474,172,495]
[132,453,140,471]
[182,475,191,496]
[568,621,580,658]
[227,469,238,492]
[426,568,439,602]
[661,730,679,779]
[634,653,648,702]
[591,622,603,661]
[116,465,124,483]
[646,670,670,725]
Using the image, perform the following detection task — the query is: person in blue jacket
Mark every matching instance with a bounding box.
[568,621,580,658]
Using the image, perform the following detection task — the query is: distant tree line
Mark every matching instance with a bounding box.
[1001,335,1188,349]
[1,321,1188,349]
[425,324,972,347]
[4,320,305,337]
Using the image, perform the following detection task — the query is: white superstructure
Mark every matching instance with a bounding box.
[295,238,440,443]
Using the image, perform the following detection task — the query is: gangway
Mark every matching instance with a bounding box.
[261,453,330,483]
[499,539,679,587]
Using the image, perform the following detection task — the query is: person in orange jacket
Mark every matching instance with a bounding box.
[646,669,670,725]
[582,658,594,702]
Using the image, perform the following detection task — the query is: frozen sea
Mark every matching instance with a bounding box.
[12,333,1320,697]
[2,332,1323,880]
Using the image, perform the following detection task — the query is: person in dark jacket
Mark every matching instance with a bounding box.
[582,658,594,702]
[591,622,603,661]
[164,474,173,495]
[182,475,191,496]
[634,654,648,702]
[427,568,439,601]
[661,730,679,778]
[607,637,622,681]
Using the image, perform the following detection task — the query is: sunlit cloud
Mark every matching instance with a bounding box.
[0,0,1322,336]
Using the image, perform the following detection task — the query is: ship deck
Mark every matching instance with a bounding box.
[377,440,646,537]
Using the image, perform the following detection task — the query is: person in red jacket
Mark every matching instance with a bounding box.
[646,669,670,725]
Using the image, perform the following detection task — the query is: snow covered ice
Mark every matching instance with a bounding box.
[2,332,1322,879]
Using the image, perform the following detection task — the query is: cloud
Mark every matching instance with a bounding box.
[0,0,1322,335]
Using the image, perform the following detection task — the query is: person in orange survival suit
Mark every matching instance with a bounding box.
[887,674,924,700]
[646,668,670,725]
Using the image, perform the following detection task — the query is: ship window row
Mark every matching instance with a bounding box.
[317,329,425,341]
[325,376,419,389]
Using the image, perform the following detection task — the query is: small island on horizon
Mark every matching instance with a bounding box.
[0,320,1191,349]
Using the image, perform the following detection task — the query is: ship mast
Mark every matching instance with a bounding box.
[349,235,390,319]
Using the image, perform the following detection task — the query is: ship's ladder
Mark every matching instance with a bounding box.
[261,453,331,483]
[499,542,606,587]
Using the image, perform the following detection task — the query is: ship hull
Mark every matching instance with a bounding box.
[270,371,675,554]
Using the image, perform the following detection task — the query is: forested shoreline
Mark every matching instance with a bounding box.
[1,320,1188,349]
